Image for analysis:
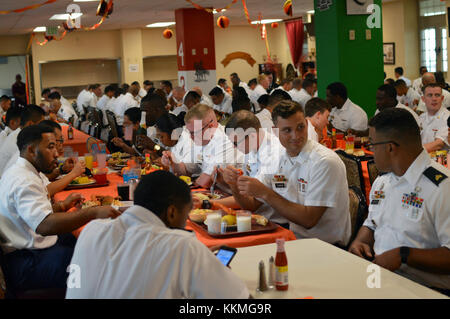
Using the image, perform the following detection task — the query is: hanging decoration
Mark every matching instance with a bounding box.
[283,0,293,17]
[184,0,238,14]
[0,0,58,15]
[221,51,256,67]
[30,0,114,47]
[163,28,173,39]
[271,22,279,28]
[217,16,230,29]
[96,0,114,18]
[242,0,257,28]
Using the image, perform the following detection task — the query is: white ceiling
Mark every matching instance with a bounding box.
[0,0,316,35]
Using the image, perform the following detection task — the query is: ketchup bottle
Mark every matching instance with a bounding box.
[275,238,288,291]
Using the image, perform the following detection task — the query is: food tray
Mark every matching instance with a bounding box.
[64,181,110,190]
[188,218,278,238]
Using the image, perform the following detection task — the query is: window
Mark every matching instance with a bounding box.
[442,28,448,72]
[420,0,446,17]
[421,28,437,72]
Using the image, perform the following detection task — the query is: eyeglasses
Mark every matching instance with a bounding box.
[366,141,399,150]
[189,119,213,138]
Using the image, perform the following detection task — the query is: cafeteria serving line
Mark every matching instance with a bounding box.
[0,0,449,301]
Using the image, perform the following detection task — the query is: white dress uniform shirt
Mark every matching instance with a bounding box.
[200,94,213,108]
[419,107,450,149]
[58,99,77,122]
[239,81,253,97]
[0,126,13,145]
[256,108,274,130]
[417,89,450,113]
[189,124,243,176]
[97,94,114,125]
[250,85,267,112]
[138,87,147,100]
[172,104,188,116]
[213,93,232,115]
[329,98,368,132]
[113,93,139,126]
[363,150,450,289]
[170,128,196,164]
[257,140,351,246]
[375,103,422,129]
[0,157,57,254]
[0,128,21,178]
[398,88,421,109]
[307,119,319,142]
[246,131,288,225]
[412,77,423,94]
[288,88,301,102]
[76,89,96,114]
[292,88,313,108]
[400,76,412,88]
[66,205,249,299]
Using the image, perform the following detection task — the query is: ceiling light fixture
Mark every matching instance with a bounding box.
[33,26,47,32]
[50,13,83,20]
[146,22,175,28]
[251,19,282,25]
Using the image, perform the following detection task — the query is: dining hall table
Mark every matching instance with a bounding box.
[60,124,101,155]
[53,171,297,247]
[231,238,448,299]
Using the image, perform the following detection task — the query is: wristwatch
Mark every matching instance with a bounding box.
[400,246,410,264]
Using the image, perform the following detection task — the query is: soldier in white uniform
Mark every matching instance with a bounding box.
[348,108,450,292]
[162,104,243,189]
[212,110,289,226]
[419,83,450,152]
[229,101,351,246]
[305,98,332,143]
[326,82,368,136]
[66,171,250,299]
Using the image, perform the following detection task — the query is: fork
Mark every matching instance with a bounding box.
[210,166,218,196]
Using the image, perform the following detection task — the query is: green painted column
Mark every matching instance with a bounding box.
[314,0,384,117]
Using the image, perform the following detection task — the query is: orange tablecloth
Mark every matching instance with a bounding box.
[61,125,92,155]
[55,173,297,247]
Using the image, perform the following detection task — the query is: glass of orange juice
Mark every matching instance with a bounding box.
[84,153,93,169]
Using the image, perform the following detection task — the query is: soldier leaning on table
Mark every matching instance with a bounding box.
[348,108,450,295]
[228,100,352,247]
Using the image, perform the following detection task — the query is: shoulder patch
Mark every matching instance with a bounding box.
[423,167,448,187]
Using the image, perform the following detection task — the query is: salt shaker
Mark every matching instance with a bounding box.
[256,260,268,293]
[268,256,275,289]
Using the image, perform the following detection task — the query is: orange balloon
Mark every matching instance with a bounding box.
[162,28,173,39]
[217,16,230,29]
[271,22,279,28]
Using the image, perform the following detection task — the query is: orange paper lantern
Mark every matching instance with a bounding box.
[217,16,230,29]
[271,22,279,28]
[163,28,173,39]
[283,0,293,17]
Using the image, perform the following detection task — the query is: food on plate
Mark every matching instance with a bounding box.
[353,149,365,157]
[141,164,162,176]
[189,209,214,223]
[70,176,94,185]
[252,214,268,226]
[192,192,221,201]
[82,195,122,209]
[111,152,129,159]
[221,214,237,226]
[179,176,192,185]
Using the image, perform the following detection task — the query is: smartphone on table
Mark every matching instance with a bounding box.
[215,245,237,267]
